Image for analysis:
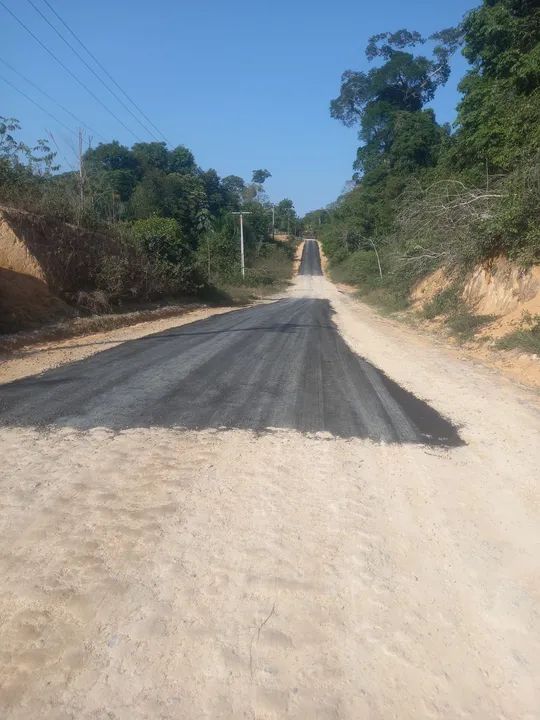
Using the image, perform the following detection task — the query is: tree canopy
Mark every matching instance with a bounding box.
[312,0,540,297]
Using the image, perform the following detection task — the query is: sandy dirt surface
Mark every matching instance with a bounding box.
[1,248,539,719]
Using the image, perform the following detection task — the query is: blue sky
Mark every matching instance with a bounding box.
[1,0,478,215]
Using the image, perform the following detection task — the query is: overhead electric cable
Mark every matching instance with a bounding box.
[0,72,75,136]
[26,0,160,141]
[41,0,169,143]
[46,129,76,171]
[0,0,143,141]
[0,56,104,141]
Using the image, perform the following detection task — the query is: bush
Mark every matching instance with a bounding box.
[330,250,380,287]
[131,216,189,264]
[96,219,200,302]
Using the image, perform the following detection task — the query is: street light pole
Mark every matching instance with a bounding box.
[231,211,252,279]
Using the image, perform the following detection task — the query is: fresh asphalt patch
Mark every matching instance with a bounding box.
[0,297,462,446]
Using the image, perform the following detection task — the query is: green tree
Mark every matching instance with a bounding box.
[331,29,455,176]
[131,141,169,171]
[451,0,540,171]
[252,169,271,184]
[84,141,140,202]
[274,198,297,233]
[168,145,197,174]
[221,175,245,209]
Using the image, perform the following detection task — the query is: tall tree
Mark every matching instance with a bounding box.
[331,29,456,175]
[451,0,540,171]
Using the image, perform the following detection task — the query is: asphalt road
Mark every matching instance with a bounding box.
[0,243,460,445]
[299,239,323,275]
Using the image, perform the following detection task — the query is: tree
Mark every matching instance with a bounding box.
[331,29,457,177]
[222,175,245,209]
[251,169,271,184]
[201,169,225,216]
[131,142,169,171]
[0,116,59,209]
[84,141,140,204]
[84,141,139,173]
[274,199,297,233]
[168,145,197,174]
[451,0,540,171]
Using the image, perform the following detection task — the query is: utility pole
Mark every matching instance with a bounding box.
[231,211,252,278]
[78,128,85,214]
[271,204,275,241]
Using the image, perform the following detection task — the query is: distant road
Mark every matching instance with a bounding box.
[298,238,323,276]
[0,242,459,446]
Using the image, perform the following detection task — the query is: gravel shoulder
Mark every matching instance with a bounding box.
[0,255,539,719]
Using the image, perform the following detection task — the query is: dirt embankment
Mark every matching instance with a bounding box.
[412,257,540,337]
[408,257,540,387]
[0,206,116,333]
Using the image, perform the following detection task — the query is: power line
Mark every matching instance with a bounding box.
[0,56,104,141]
[26,0,161,142]
[40,0,169,144]
[0,72,75,137]
[46,128,76,171]
[0,0,143,142]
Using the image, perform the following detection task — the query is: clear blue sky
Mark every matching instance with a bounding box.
[1,0,478,215]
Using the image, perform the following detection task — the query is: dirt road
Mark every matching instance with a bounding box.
[0,242,539,719]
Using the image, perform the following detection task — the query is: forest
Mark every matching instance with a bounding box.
[305,0,539,343]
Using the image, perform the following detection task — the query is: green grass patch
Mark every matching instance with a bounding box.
[208,241,295,305]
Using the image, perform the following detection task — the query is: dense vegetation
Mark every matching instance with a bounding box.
[0,119,300,305]
[306,0,540,330]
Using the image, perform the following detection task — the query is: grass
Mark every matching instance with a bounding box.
[329,252,411,315]
[209,241,295,305]
[496,314,540,354]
